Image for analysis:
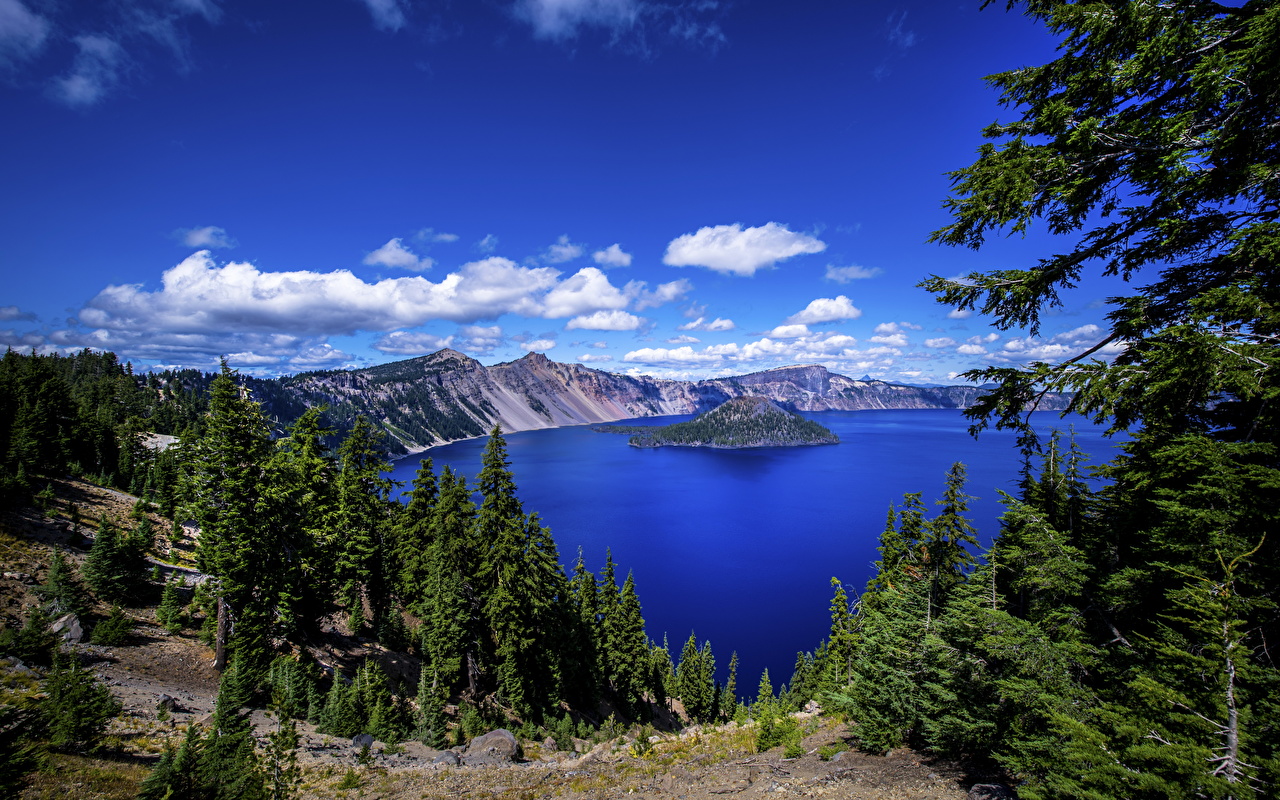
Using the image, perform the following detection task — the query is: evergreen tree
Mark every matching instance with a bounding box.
[157,577,186,633]
[331,416,396,636]
[720,651,739,721]
[421,467,478,695]
[676,632,714,723]
[182,362,275,673]
[263,717,301,800]
[41,653,121,751]
[35,549,86,617]
[82,516,146,604]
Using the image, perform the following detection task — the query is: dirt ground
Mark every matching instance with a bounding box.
[2,479,996,800]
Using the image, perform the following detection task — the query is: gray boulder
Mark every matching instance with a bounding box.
[465,728,521,762]
[351,733,375,749]
[968,784,1015,800]
[432,750,461,766]
[50,612,85,644]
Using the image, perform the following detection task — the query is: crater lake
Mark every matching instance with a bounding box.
[387,408,1120,698]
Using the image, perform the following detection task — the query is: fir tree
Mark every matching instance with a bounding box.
[156,577,186,633]
[42,653,121,751]
[35,549,86,618]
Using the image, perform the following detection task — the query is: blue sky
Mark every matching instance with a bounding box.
[0,0,1126,382]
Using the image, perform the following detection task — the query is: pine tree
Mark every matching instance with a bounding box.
[35,549,86,617]
[263,717,301,800]
[331,417,396,636]
[182,362,275,673]
[41,653,121,751]
[720,651,739,721]
[157,577,186,633]
[82,516,146,604]
[676,632,714,723]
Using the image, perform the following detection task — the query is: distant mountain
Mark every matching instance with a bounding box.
[611,396,840,449]
[256,350,1070,455]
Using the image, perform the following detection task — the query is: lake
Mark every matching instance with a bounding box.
[386,409,1121,699]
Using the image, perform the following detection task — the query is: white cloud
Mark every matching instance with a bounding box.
[965,332,1000,344]
[873,322,899,335]
[363,237,432,271]
[947,308,972,319]
[477,234,499,253]
[592,243,632,268]
[784,295,861,325]
[629,278,692,311]
[541,266,629,318]
[924,337,955,348]
[76,251,568,344]
[0,0,49,67]
[677,316,735,332]
[666,334,700,344]
[356,0,408,31]
[51,35,125,108]
[458,324,503,354]
[416,228,459,243]
[372,331,455,355]
[433,231,459,242]
[545,234,585,264]
[869,332,908,347]
[175,225,237,249]
[0,329,44,348]
[289,343,353,367]
[663,222,826,276]
[514,0,639,40]
[0,305,36,321]
[767,324,810,339]
[565,310,644,331]
[825,264,881,283]
[578,353,614,363]
[623,330,886,375]
[520,338,557,352]
[957,344,988,355]
[997,323,1126,363]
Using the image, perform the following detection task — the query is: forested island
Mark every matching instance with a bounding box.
[595,396,839,449]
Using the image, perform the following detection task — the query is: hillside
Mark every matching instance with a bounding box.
[262,350,1069,453]
[613,396,840,449]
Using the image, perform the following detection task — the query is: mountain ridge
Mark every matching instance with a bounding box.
[266,349,1070,454]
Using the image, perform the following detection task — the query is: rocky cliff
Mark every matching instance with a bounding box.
[270,350,1069,453]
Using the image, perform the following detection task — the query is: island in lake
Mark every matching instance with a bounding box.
[595,395,840,449]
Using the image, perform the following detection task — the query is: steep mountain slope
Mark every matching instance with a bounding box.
[265,350,1069,454]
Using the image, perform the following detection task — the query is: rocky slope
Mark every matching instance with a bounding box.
[268,350,1070,453]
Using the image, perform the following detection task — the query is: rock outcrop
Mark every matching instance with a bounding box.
[269,350,1071,453]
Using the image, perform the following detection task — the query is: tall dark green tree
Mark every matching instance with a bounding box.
[183,362,275,673]
[331,416,397,637]
[918,2,1280,795]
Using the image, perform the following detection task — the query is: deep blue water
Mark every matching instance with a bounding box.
[386,409,1121,698]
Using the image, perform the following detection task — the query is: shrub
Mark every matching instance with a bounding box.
[90,606,132,646]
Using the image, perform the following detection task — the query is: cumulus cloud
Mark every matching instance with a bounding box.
[623,330,885,374]
[73,252,586,354]
[629,278,691,311]
[666,334,700,344]
[0,0,49,68]
[784,295,861,325]
[565,310,644,331]
[947,308,972,319]
[175,225,237,249]
[545,234,585,264]
[825,264,881,283]
[592,243,632,268]
[677,316,734,332]
[0,329,45,348]
[51,35,125,108]
[956,343,988,355]
[0,305,36,321]
[998,323,1126,363]
[372,331,455,355]
[289,343,353,368]
[520,338,557,352]
[967,333,1000,344]
[577,353,614,363]
[356,0,408,31]
[767,324,810,339]
[542,266,629,318]
[363,237,432,271]
[869,332,908,347]
[458,324,503,354]
[663,222,826,276]
[924,337,956,349]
